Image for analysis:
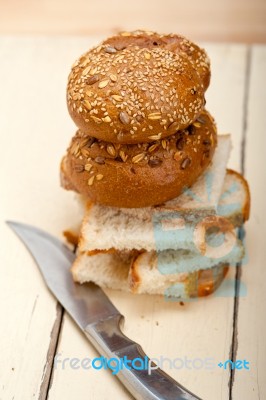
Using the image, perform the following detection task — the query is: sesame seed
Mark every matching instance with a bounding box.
[88,176,95,186]
[102,116,111,123]
[144,52,151,60]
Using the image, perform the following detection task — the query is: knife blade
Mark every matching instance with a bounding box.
[7,221,202,400]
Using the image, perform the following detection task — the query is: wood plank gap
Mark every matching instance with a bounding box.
[38,304,64,400]
[229,45,252,400]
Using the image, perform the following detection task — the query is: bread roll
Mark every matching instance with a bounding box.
[67,31,209,144]
[61,110,217,208]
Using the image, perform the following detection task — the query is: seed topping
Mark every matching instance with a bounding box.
[181,157,191,169]
[132,153,145,163]
[119,111,130,125]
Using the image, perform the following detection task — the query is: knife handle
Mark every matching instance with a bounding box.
[84,314,201,400]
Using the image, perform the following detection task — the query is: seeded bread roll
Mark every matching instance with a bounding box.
[67,31,209,144]
[61,110,217,208]
[102,30,210,90]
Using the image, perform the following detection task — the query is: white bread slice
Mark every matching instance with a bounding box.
[79,166,250,254]
[71,252,229,298]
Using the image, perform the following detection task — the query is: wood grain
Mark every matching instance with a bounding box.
[231,45,266,399]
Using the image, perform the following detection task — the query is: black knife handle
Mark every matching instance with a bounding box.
[84,314,202,400]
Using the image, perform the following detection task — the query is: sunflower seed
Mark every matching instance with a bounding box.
[83,100,92,110]
[86,75,99,85]
[148,143,160,153]
[112,95,123,101]
[96,174,104,180]
[196,116,206,124]
[114,43,126,51]
[119,111,130,125]
[168,121,179,131]
[82,66,91,76]
[119,150,128,162]
[110,74,117,82]
[107,144,116,157]
[161,139,167,149]
[105,46,117,54]
[148,113,161,120]
[181,157,191,169]
[148,133,162,140]
[80,148,91,158]
[98,79,109,89]
[86,137,96,147]
[90,67,98,75]
[94,156,105,164]
[132,153,145,163]
[74,164,84,172]
[70,142,80,156]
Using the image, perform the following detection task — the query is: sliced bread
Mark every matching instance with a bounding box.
[79,167,250,253]
[71,251,229,298]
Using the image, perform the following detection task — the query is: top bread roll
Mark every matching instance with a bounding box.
[67,30,210,144]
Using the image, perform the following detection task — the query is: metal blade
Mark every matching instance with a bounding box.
[6,221,121,330]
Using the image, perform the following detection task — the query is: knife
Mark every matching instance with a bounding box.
[7,221,202,400]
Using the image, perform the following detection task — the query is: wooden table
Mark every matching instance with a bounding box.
[0,37,265,400]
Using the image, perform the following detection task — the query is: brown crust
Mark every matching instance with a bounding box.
[130,249,229,297]
[62,110,217,208]
[226,169,251,222]
[67,30,209,144]
[185,264,229,297]
[102,30,210,90]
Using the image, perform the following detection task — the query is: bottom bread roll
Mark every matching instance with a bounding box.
[71,251,229,299]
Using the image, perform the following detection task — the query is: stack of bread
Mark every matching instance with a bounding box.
[61,30,250,299]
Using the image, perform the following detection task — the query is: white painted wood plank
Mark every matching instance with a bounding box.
[232,46,266,400]
[47,43,248,400]
[204,43,248,171]
[0,36,103,400]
